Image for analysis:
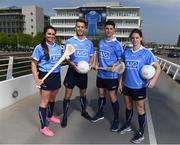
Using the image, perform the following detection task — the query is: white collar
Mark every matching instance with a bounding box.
[74,35,87,42]
[105,37,117,42]
[131,45,143,53]
[46,42,55,47]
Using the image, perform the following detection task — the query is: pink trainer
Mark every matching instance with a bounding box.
[40,126,54,137]
[47,115,61,123]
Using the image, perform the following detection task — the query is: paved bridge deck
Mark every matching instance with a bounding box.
[0,71,179,144]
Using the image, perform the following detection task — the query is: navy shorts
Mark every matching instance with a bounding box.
[122,86,146,101]
[96,77,118,91]
[63,67,88,89]
[38,71,61,90]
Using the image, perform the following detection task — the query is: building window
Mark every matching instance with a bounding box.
[30,12,33,15]
[31,25,33,28]
[31,19,33,22]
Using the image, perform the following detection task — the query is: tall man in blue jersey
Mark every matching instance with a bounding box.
[91,20,124,132]
[61,19,94,128]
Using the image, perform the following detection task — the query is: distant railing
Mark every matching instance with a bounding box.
[157,56,180,81]
[0,55,31,81]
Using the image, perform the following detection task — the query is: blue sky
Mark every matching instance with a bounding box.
[0,0,180,44]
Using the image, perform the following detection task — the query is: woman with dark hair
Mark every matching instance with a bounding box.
[32,25,62,137]
[118,29,161,143]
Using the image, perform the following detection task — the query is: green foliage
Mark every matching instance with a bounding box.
[8,34,17,47]
[90,34,103,51]
[17,33,33,46]
[0,33,8,46]
[32,32,43,47]
[56,37,62,45]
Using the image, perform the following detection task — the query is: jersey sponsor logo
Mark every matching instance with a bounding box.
[50,55,61,62]
[42,85,47,88]
[75,49,88,57]
[99,50,110,59]
[137,96,144,99]
[126,60,139,69]
[111,86,117,89]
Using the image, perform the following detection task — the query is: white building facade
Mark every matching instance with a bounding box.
[50,2,141,44]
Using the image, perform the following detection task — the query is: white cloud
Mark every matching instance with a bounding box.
[134,0,180,8]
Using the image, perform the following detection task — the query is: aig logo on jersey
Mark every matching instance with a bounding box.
[126,61,139,69]
[99,50,110,59]
[50,55,61,62]
[75,49,88,57]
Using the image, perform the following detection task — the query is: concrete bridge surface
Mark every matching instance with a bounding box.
[0,71,179,144]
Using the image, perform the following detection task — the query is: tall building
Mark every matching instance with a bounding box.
[0,5,48,36]
[22,5,44,36]
[50,2,141,44]
[44,15,50,27]
[0,6,25,35]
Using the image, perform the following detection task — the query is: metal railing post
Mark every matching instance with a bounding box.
[6,56,14,80]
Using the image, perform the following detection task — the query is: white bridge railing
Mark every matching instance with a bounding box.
[0,56,31,81]
[157,56,180,81]
[1,55,180,82]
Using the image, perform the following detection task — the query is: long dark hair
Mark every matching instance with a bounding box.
[129,28,144,45]
[41,25,56,60]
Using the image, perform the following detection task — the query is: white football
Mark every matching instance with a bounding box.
[140,65,156,79]
[77,61,90,74]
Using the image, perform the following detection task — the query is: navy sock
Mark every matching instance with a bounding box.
[138,113,146,135]
[111,100,119,121]
[63,99,70,116]
[125,108,133,126]
[98,97,106,114]
[80,96,87,113]
[47,101,55,118]
[39,106,47,129]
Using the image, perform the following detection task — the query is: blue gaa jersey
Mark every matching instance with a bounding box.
[32,43,62,73]
[85,11,101,36]
[65,36,94,63]
[122,45,158,89]
[97,37,124,79]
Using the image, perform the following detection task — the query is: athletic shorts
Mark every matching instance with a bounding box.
[96,77,118,91]
[63,67,88,89]
[38,71,61,90]
[122,85,146,101]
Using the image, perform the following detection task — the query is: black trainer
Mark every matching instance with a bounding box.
[61,116,67,128]
[91,113,104,123]
[111,120,119,132]
[118,124,132,134]
[81,111,92,120]
[131,132,144,144]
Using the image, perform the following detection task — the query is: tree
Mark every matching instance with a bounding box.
[17,33,33,47]
[56,37,62,45]
[32,32,43,47]
[0,33,8,50]
[8,34,18,51]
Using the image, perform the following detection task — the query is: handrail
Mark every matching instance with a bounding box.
[1,55,179,82]
[157,56,180,80]
[0,56,31,81]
